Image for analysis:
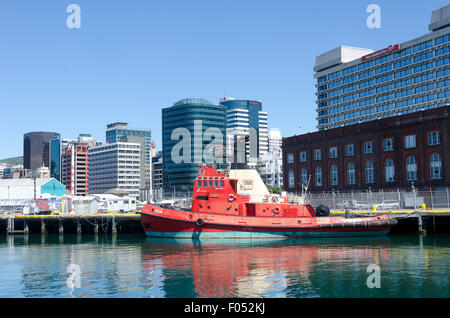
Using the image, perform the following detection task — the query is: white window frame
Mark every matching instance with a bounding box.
[288,169,295,188]
[315,166,322,186]
[406,156,417,181]
[383,138,394,152]
[330,165,338,186]
[314,149,322,161]
[428,131,441,146]
[365,161,374,184]
[385,158,395,182]
[430,153,442,180]
[329,147,338,159]
[300,151,307,162]
[287,153,294,164]
[346,144,355,156]
[364,141,374,154]
[404,135,416,149]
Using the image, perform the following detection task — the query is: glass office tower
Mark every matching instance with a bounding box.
[220,97,269,165]
[162,98,226,195]
[24,132,60,171]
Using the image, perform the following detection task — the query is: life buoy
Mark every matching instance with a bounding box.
[228,194,235,202]
[272,196,279,203]
[196,218,205,226]
[273,207,281,215]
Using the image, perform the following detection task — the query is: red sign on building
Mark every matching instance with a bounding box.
[361,44,400,61]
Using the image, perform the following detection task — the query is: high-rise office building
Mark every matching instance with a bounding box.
[50,134,100,185]
[88,142,141,198]
[49,136,73,182]
[162,98,226,194]
[61,142,89,196]
[106,122,152,190]
[24,132,60,171]
[220,97,269,165]
[314,5,450,131]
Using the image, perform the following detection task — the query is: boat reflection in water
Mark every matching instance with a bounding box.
[4,234,448,298]
[140,237,393,298]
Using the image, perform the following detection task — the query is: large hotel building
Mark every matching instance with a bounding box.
[315,5,450,131]
[283,5,450,193]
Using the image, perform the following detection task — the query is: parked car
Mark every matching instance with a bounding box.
[352,201,371,210]
[376,200,400,210]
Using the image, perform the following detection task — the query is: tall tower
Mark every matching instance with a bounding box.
[162,98,226,195]
[24,132,60,171]
[220,97,269,166]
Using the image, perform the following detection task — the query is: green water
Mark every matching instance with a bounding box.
[0,234,449,298]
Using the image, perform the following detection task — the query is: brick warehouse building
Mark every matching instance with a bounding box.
[282,105,450,193]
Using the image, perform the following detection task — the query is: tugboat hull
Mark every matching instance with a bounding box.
[140,206,397,239]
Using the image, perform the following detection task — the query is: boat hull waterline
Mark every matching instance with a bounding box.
[140,207,397,239]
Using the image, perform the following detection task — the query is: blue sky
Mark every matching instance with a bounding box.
[0,0,448,158]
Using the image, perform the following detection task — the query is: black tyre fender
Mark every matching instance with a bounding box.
[315,204,330,217]
[196,218,205,226]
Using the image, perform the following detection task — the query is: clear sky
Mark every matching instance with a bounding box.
[0,0,448,158]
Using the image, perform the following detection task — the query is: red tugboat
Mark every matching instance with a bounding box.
[140,166,397,239]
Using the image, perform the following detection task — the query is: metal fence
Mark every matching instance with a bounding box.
[301,188,450,211]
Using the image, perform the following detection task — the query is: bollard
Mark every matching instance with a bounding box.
[371,204,377,216]
[345,208,350,218]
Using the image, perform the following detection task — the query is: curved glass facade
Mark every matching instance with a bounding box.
[162,99,226,194]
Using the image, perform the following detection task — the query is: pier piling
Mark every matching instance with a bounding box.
[76,221,82,235]
[112,213,117,235]
[41,220,46,235]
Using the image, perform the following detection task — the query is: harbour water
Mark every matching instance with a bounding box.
[0,234,449,298]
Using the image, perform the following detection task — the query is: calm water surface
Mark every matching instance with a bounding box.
[0,234,449,298]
